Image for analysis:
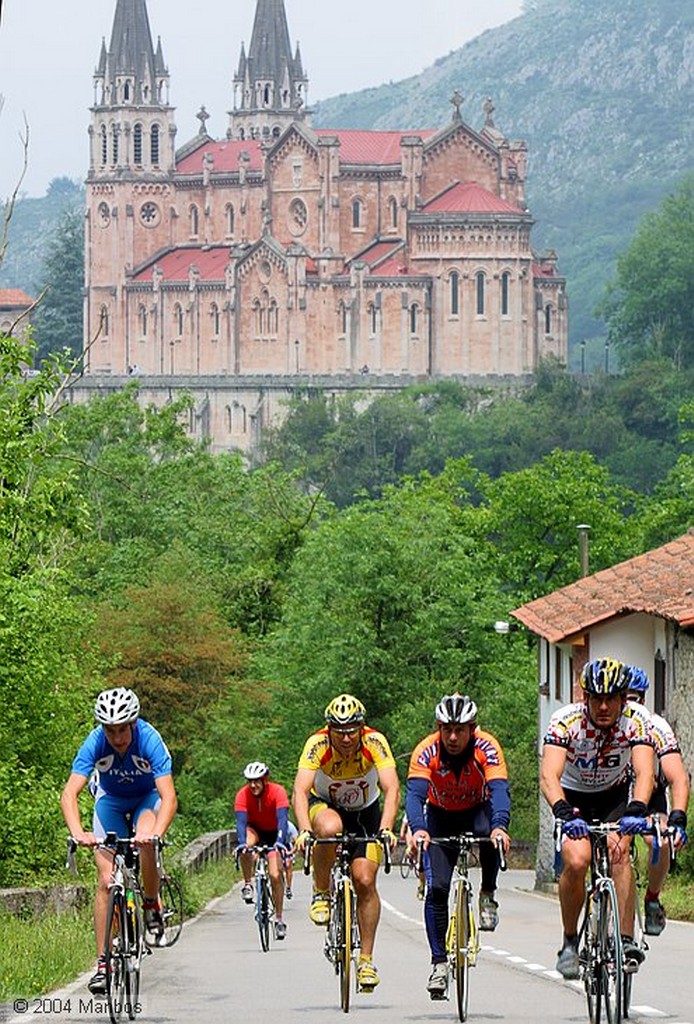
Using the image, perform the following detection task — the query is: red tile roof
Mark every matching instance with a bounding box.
[0,288,34,307]
[351,240,403,269]
[176,140,265,175]
[132,246,232,283]
[533,262,558,278]
[422,181,521,215]
[512,531,694,642]
[315,129,436,164]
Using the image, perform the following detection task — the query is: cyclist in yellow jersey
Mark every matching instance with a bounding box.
[293,694,400,992]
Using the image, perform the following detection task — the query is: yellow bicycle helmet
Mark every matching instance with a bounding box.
[580,658,628,695]
[324,693,366,726]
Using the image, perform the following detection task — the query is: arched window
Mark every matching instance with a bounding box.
[338,301,347,335]
[111,125,119,165]
[210,303,220,335]
[263,84,271,106]
[190,205,199,237]
[368,303,378,335]
[138,304,147,337]
[476,272,486,316]
[389,197,398,230]
[173,303,183,336]
[450,271,459,316]
[352,199,363,230]
[410,303,419,336]
[150,124,160,165]
[545,303,553,334]
[268,299,278,335]
[100,125,108,167]
[252,298,262,335]
[225,204,235,236]
[99,305,110,337]
[501,272,511,316]
[133,124,143,165]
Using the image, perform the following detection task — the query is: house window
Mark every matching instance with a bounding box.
[654,651,666,715]
[501,272,510,316]
[133,124,143,165]
[190,205,199,237]
[151,124,160,165]
[545,303,553,334]
[450,271,459,316]
[476,272,485,316]
[554,646,563,701]
[352,198,363,230]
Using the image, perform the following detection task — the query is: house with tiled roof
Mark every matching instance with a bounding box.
[512,530,694,880]
[0,289,34,344]
[79,0,567,452]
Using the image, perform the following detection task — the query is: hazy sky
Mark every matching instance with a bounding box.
[0,0,523,199]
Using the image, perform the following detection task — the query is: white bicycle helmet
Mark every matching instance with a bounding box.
[435,693,477,726]
[94,687,140,725]
[243,761,270,780]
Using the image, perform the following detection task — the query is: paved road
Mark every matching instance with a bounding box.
[6,868,693,1023]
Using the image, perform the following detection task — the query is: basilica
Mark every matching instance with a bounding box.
[82,0,567,449]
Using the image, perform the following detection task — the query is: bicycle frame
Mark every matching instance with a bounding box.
[235,843,277,952]
[304,833,391,1013]
[418,834,506,1023]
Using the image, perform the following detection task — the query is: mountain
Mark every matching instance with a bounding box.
[313,0,694,353]
[0,179,83,298]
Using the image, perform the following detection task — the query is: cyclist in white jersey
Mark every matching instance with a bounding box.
[541,658,654,979]
[623,665,689,935]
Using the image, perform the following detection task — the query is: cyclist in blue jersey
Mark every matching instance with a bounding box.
[60,687,178,995]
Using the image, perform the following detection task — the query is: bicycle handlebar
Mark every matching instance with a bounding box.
[302,834,392,875]
[551,816,675,865]
[234,843,281,868]
[415,833,508,874]
[66,833,165,873]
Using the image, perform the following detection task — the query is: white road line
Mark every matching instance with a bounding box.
[524,963,548,971]
[629,1008,668,1018]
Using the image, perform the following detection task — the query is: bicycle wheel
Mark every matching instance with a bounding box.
[599,883,622,1024]
[105,891,127,1024]
[159,874,184,947]
[125,900,142,1020]
[622,970,633,1019]
[579,908,600,1024]
[337,878,352,1012]
[453,882,471,1022]
[256,874,271,952]
[400,852,413,879]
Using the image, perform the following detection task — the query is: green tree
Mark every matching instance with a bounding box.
[600,175,694,369]
[32,205,84,362]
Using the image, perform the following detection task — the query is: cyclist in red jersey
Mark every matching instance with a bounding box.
[234,761,290,940]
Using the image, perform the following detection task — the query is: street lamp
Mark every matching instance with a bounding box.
[493,620,519,635]
[580,340,586,375]
[294,338,300,374]
[169,339,175,374]
[604,340,610,373]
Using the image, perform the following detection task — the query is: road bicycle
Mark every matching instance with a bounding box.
[417,834,506,1022]
[622,822,676,1019]
[304,833,392,1013]
[235,844,277,952]
[67,833,183,1023]
[399,843,417,879]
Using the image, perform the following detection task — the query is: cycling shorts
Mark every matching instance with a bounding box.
[308,794,383,864]
[93,790,161,839]
[563,781,630,824]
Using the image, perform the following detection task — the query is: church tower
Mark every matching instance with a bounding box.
[229,0,310,141]
[85,0,177,373]
[89,0,175,179]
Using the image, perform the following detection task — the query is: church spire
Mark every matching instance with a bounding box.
[94,0,169,108]
[229,0,309,141]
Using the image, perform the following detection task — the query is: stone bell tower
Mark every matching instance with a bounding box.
[85,0,177,372]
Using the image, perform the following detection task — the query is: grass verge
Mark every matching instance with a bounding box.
[0,855,239,1003]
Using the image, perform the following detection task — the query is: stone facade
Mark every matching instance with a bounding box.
[81,0,568,451]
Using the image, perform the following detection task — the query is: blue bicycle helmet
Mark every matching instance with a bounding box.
[623,665,649,693]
